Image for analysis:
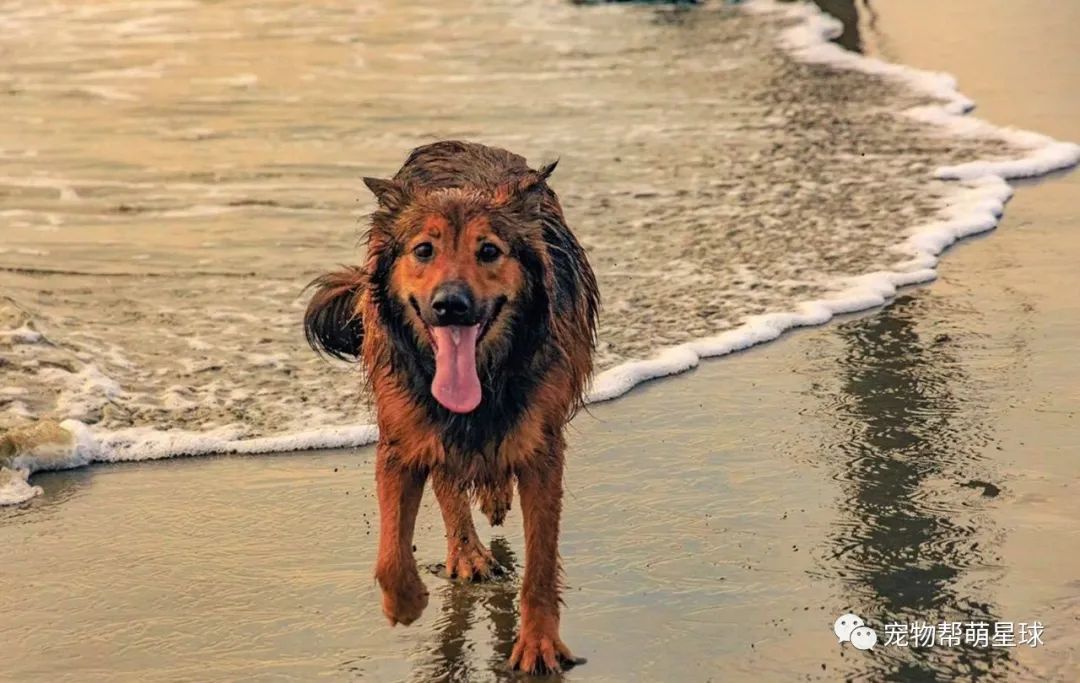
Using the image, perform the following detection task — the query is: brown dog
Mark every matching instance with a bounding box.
[304,140,599,674]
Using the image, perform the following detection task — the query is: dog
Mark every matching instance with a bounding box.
[304,140,599,674]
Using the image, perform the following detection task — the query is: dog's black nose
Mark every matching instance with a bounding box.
[431,282,475,325]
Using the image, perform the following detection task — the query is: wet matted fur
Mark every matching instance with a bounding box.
[304,140,599,674]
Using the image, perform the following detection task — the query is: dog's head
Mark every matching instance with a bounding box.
[361,165,559,414]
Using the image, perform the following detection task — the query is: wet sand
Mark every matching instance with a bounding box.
[3,1,1080,681]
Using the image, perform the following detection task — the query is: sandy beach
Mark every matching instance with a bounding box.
[2,0,1079,681]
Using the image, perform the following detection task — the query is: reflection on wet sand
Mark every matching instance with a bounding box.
[410,538,526,683]
[824,295,1013,679]
[812,0,874,54]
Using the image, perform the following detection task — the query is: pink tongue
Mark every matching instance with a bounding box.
[430,325,482,413]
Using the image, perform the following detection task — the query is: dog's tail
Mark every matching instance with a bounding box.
[303,266,365,361]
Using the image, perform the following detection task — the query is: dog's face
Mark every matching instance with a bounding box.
[306,147,598,442]
[367,185,536,415]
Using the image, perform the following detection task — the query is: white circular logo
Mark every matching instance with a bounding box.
[850,625,878,650]
[833,613,865,643]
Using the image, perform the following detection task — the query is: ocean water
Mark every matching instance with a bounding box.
[0,0,1076,490]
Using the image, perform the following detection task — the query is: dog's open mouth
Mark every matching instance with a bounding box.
[418,299,504,414]
[428,324,481,413]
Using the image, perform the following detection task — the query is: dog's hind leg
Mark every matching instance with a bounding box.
[374,447,429,626]
[432,468,500,581]
[478,480,513,527]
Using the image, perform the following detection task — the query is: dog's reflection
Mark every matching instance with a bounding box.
[414,537,566,682]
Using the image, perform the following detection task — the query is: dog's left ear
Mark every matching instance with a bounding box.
[490,160,559,209]
[536,159,558,182]
[519,159,558,193]
[493,159,559,208]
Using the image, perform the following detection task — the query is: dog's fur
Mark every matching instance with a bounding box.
[304,140,599,674]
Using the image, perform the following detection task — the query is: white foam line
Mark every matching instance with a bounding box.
[64,421,379,463]
[5,0,1078,489]
[5,422,379,484]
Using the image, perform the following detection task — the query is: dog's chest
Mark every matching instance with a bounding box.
[440,441,508,486]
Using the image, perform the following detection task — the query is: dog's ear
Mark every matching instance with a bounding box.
[303,267,365,361]
[535,159,558,183]
[518,159,558,193]
[492,159,559,209]
[362,177,406,211]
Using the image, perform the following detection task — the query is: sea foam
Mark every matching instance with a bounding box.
[0,467,42,506]
[0,419,378,505]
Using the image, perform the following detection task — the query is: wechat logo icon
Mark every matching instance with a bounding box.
[834,613,877,650]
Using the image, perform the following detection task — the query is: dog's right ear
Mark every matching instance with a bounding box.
[363,177,405,211]
[303,267,365,362]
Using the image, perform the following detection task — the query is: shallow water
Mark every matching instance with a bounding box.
[0,0,1014,439]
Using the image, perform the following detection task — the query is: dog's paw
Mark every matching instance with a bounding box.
[509,628,583,675]
[379,573,429,626]
[447,537,502,582]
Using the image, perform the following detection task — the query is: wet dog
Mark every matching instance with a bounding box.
[304,140,599,674]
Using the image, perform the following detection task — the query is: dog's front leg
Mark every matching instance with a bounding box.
[374,445,429,626]
[509,439,579,674]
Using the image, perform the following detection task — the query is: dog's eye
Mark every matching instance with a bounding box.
[413,242,434,261]
[477,243,501,263]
